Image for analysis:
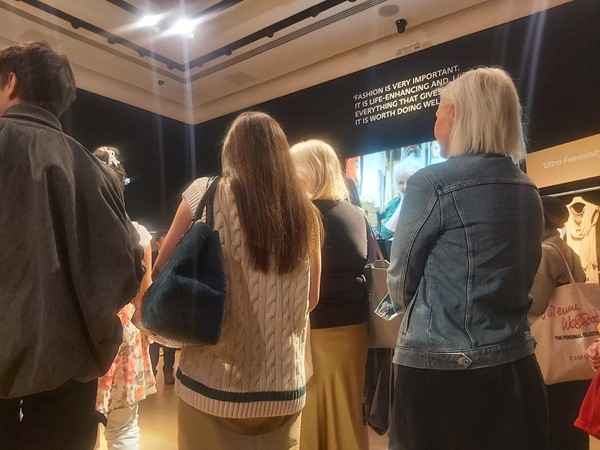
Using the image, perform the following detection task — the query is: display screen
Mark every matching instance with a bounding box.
[345,140,445,238]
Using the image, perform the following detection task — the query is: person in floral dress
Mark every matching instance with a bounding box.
[93,147,156,450]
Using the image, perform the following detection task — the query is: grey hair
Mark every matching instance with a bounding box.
[392,158,421,183]
[439,67,526,163]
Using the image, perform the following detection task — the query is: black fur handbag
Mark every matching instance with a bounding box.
[140,177,226,347]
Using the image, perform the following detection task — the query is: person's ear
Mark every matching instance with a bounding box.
[6,73,18,100]
[448,104,456,121]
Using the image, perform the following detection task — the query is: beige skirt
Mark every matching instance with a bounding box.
[300,322,369,450]
[178,399,301,450]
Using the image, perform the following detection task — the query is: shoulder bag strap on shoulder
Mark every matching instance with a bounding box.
[191,176,221,226]
[543,241,577,284]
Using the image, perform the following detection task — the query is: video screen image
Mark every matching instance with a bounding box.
[345,140,445,240]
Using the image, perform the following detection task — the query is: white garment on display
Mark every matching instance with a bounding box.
[565,196,599,283]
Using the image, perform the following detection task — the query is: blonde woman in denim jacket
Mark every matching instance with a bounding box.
[386,67,547,450]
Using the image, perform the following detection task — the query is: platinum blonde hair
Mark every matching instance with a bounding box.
[290,139,350,202]
[439,67,526,163]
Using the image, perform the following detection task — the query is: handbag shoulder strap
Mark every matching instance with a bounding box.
[543,241,577,284]
[191,176,220,228]
[366,217,385,263]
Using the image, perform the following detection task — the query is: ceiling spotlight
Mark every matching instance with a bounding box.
[137,14,161,28]
[171,18,197,35]
[396,18,407,34]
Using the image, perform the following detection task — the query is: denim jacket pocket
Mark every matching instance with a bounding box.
[399,298,417,339]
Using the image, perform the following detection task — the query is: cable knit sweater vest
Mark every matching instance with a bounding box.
[176,177,310,418]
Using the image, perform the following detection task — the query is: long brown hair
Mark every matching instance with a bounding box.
[222,111,321,274]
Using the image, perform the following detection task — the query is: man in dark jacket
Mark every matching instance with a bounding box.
[0,41,143,449]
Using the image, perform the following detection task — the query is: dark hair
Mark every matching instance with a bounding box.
[221,111,322,274]
[154,230,168,241]
[0,41,76,117]
[93,146,127,182]
[541,196,569,230]
[345,176,362,207]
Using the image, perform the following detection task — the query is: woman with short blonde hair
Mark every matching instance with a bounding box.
[387,67,547,449]
[291,139,369,450]
[440,66,526,163]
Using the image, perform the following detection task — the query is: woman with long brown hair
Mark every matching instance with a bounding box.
[154,111,322,449]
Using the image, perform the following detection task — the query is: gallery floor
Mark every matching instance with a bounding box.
[97,357,598,450]
[97,359,388,450]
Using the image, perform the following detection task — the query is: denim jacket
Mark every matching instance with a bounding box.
[387,153,542,370]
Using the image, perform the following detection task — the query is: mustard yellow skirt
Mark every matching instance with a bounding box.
[178,399,301,450]
[300,323,369,450]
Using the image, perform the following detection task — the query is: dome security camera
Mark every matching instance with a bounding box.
[396,19,407,34]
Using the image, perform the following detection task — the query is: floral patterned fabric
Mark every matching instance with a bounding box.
[96,303,157,414]
[96,222,156,414]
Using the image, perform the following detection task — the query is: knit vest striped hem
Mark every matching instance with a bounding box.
[175,368,306,419]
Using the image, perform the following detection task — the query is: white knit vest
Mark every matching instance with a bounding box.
[176,177,310,418]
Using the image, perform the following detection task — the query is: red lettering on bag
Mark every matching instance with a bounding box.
[561,313,600,331]
[557,304,580,316]
[543,304,580,319]
[544,305,556,318]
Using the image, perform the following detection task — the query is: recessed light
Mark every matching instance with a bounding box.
[379,5,400,17]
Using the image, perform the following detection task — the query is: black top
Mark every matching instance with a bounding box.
[311,200,369,329]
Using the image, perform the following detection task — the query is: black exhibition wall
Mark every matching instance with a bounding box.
[61,90,191,230]
[195,0,600,169]
[60,0,600,229]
